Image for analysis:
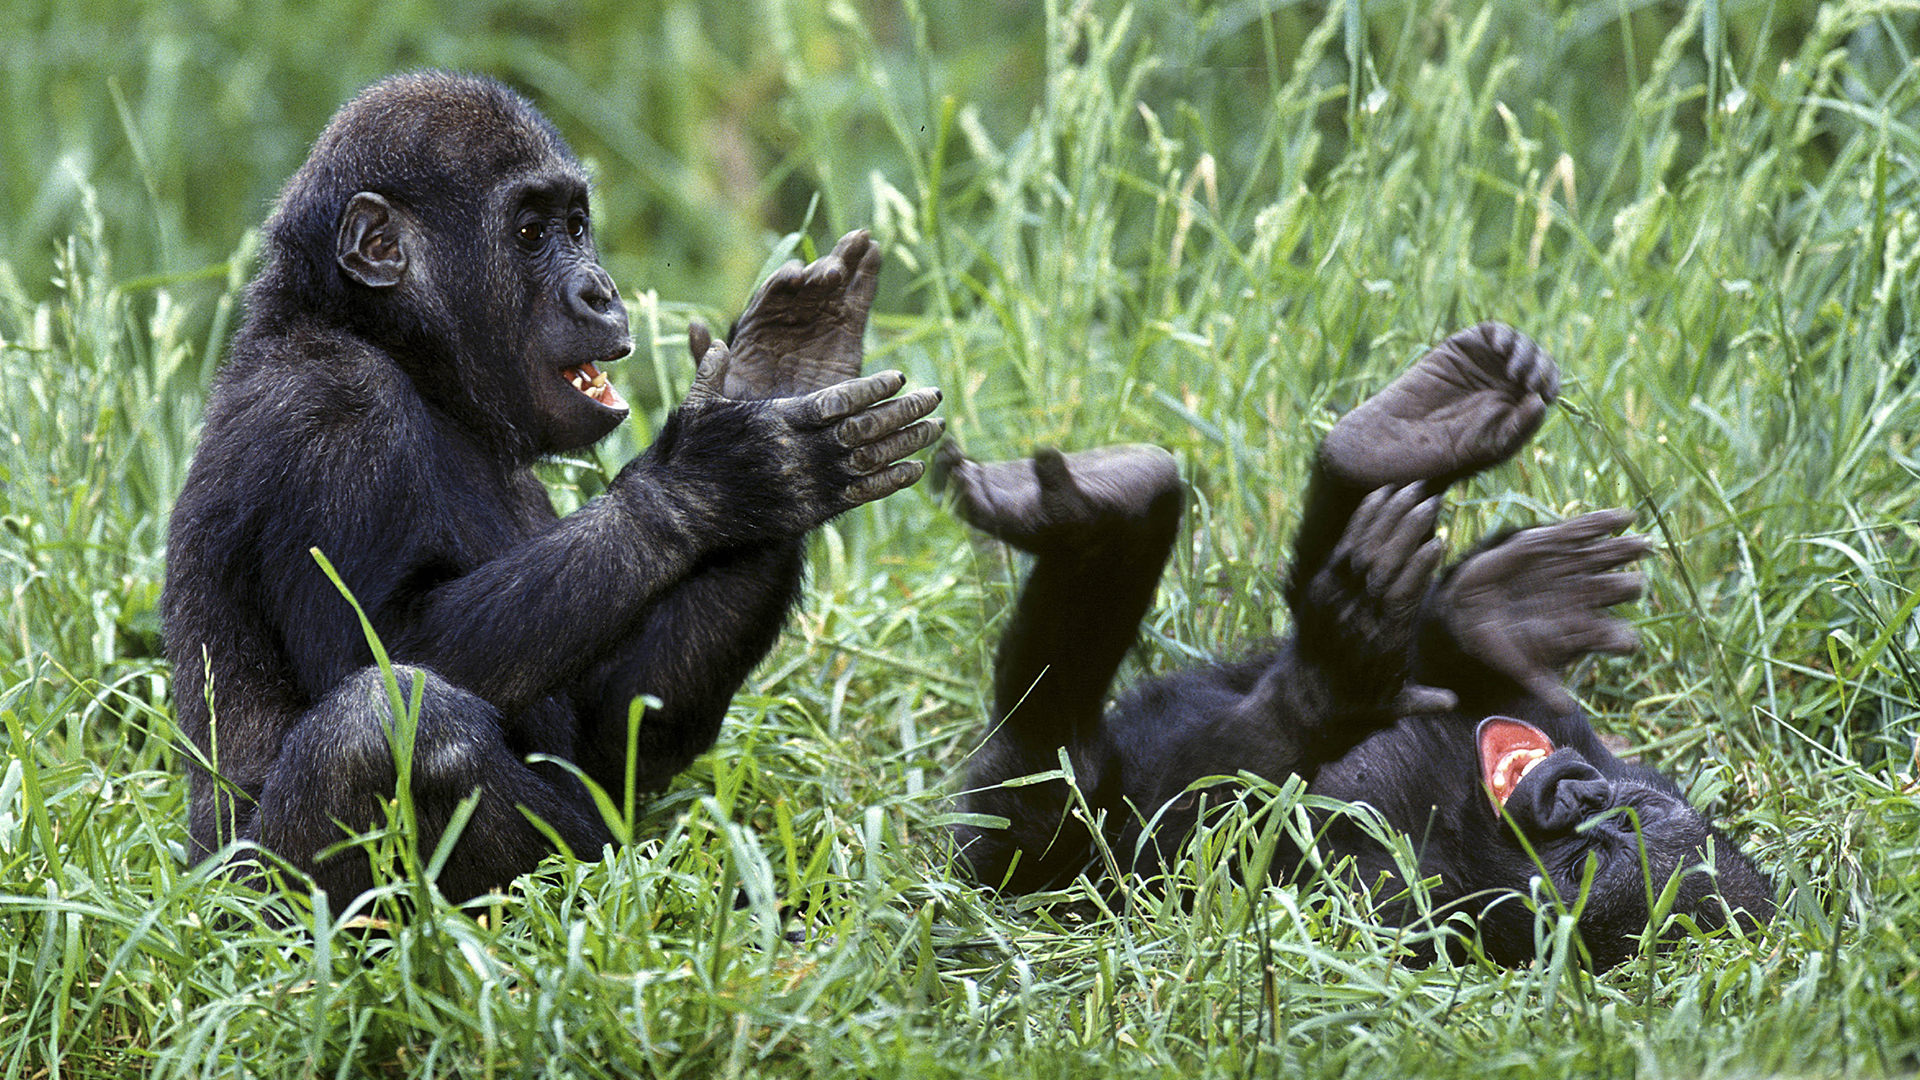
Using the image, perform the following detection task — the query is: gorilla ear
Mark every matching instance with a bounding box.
[337,192,410,288]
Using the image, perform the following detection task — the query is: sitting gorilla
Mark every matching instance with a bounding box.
[939,323,1772,968]
[163,72,942,915]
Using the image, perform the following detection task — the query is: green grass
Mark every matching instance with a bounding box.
[4,0,1920,1075]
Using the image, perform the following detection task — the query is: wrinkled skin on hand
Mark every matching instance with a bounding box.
[1293,483,1456,716]
[659,340,943,546]
[1435,509,1652,714]
[1321,321,1559,489]
[689,229,883,401]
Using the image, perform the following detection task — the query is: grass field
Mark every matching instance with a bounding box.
[4,0,1919,1076]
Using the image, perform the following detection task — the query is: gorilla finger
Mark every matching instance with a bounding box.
[766,259,808,289]
[1499,394,1548,449]
[803,370,910,422]
[847,418,947,474]
[1517,351,1561,404]
[843,459,926,507]
[1553,507,1639,541]
[1486,322,1561,402]
[1391,683,1459,717]
[1449,323,1504,379]
[1505,514,1634,565]
[688,320,712,363]
[830,228,874,268]
[687,341,733,404]
[1331,487,1390,570]
[1385,537,1447,610]
[802,251,848,291]
[1369,491,1442,591]
[1344,484,1401,545]
[843,255,881,317]
[1342,484,1422,579]
[1573,618,1641,656]
[1572,533,1656,573]
[850,231,882,282]
[1577,570,1647,608]
[1551,614,1643,657]
[834,386,943,446]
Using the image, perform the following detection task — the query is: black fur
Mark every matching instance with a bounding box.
[944,323,1772,968]
[163,72,941,914]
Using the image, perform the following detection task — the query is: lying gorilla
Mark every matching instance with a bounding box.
[940,323,1773,968]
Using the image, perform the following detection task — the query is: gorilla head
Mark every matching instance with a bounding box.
[1312,713,1774,968]
[260,71,632,457]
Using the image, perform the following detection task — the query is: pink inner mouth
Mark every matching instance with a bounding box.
[563,361,628,411]
[1477,716,1556,812]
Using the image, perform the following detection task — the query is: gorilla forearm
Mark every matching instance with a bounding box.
[572,540,809,793]
[386,491,703,718]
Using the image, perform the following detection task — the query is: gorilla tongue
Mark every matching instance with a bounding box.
[1476,716,1554,812]
[565,362,627,411]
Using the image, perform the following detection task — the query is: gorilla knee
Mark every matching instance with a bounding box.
[322,665,500,786]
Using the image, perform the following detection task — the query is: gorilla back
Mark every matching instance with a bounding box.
[942,323,1772,968]
[163,72,941,914]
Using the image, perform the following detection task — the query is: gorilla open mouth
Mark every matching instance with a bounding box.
[1477,716,1554,811]
[563,360,628,411]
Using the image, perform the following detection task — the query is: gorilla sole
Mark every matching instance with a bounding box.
[164,72,942,915]
[942,322,1772,969]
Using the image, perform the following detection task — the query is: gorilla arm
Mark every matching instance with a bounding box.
[384,351,940,721]
[1149,485,1454,805]
[568,237,928,793]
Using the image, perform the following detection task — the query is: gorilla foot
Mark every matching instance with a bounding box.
[935,440,1180,555]
[1321,322,1561,489]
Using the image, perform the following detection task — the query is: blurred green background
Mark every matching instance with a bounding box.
[10,0,1905,322]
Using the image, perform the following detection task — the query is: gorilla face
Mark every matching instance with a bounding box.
[1475,717,1772,967]
[1310,715,1773,968]
[503,178,633,453]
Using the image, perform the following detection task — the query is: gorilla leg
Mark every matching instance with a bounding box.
[938,443,1183,890]
[248,666,612,911]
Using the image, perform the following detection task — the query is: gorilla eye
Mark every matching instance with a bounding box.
[517,220,545,247]
[568,214,589,242]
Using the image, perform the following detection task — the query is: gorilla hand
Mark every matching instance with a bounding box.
[650,340,942,546]
[1295,483,1456,715]
[697,229,883,401]
[1321,322,1560,489]
[1437,509,1652,713]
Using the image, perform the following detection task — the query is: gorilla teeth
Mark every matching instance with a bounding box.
[1489,747,1548,807]
[565,363,614,404]
[566,364,593,391]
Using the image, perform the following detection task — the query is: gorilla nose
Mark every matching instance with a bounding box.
[1509,750,1611,835]
[569,266,628,328]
